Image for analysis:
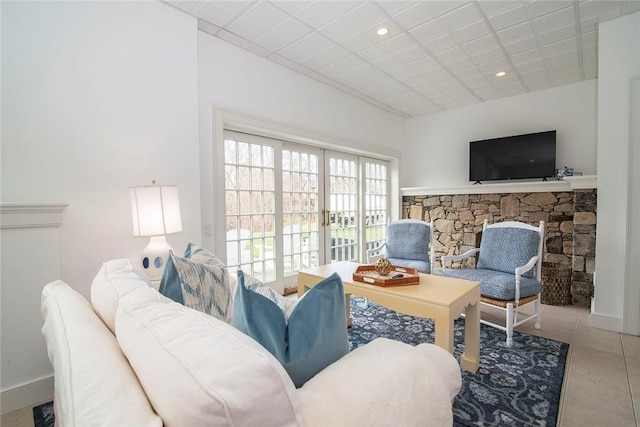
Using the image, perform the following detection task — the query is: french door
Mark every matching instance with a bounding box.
[222,130,389,289]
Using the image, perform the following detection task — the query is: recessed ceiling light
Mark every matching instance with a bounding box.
[377,27,389,36]
[496,71,507,77]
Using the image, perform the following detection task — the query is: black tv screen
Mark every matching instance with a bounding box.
[469,130,556,182]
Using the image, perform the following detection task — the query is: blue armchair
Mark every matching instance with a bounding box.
[366,219,435,274]
[441,219,544,347]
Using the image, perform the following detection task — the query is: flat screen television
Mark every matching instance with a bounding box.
[469,130,556,182]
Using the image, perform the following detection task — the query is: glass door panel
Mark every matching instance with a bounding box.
[281,144,322,289]
[326,152,359,263]
[223,133,277,282]
[363,158,389,255]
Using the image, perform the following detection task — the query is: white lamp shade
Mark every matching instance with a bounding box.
[130,184,182,237]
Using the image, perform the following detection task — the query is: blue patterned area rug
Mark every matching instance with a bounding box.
[33,401,54,427]
[347,297,569,427]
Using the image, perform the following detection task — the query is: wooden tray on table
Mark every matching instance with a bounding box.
[352,265,420,287]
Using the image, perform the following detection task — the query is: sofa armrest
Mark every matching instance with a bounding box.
[41,280,162,427]
[298,338,458,427]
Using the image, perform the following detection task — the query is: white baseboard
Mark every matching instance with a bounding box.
[590,311,623,333]
[1,376,54,415]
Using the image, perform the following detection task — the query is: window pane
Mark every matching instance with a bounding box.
[224,139,236,164]
[238,142,250,165]
[264,169,274,191]
[252,168,263,190]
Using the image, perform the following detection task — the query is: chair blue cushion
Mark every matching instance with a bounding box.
[477,227,540,278]
[385,220,430,263]
[159,243,232,323]
[443,268,541,301]
[387,258,430,274]
[232,270,349,387]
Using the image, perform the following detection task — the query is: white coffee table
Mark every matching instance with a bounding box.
[297,261,481,373]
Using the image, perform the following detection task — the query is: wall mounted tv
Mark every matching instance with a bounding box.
[469,130,556,182]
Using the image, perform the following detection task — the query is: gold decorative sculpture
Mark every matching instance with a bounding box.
[374,257,393,276]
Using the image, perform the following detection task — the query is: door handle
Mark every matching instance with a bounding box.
[321,209,330,227]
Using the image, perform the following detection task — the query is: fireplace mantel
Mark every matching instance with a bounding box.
[401,175,597,196]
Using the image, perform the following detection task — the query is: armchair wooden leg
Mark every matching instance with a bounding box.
[534,295,541,329]
[506,302,514,348]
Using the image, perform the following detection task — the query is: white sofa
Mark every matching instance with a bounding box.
[41,259,462,427]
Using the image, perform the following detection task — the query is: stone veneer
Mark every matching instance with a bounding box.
[402,189,597,307]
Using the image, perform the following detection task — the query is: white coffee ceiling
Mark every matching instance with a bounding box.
[165,0,640,118]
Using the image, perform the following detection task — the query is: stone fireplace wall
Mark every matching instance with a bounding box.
[402,189,597,307]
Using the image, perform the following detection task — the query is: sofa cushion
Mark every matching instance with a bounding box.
[90,258,155,334]
[298,338,455,427]
[159,250,232,323]
[233,270,349,387]
[477,227,540,278]
[442,268,541,300]
[116,286,304,427]
[42,280,162,427]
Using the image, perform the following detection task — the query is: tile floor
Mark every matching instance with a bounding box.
[511,303,640,427]
[2,303,640,427]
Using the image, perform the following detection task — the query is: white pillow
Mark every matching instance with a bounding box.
[116,286,305,427]
[91,259,162,334]
[41,280,162,427]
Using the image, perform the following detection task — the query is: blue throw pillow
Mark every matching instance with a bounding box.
[477,227,540,278]
[159,244,232,323]
[232,270,349,387]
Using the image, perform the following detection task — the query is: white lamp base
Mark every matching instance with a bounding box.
[141,235,173,281]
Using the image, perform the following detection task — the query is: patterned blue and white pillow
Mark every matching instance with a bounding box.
[184,242,226,269]
[242,273,297,321]
[159,244,232,323]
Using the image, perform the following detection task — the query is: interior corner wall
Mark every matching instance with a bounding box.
[196,31,406,253]
[1,1,199,402]
[593,11,640,334]
[403,80,597,188]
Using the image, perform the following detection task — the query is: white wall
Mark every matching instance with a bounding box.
[1,1,199,404]
[593,11,640,334]
[197,31,406,255]
[403,80,597,188]
[1,215,62,413]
